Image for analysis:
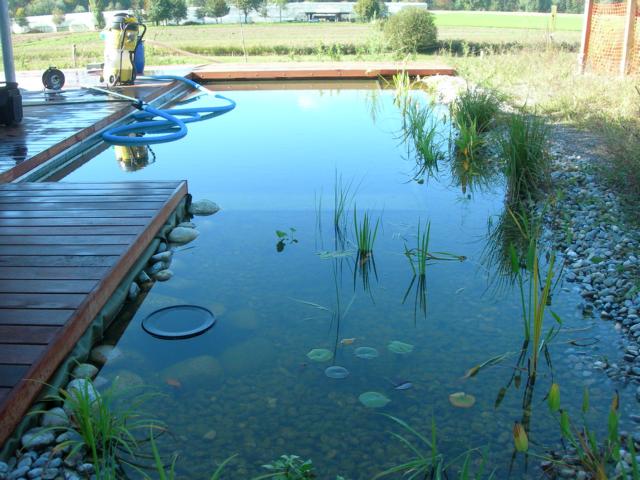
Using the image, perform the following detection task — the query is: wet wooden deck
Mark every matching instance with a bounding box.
[0,181,188,447]
[0,81,179,183]
[192,62,456,81]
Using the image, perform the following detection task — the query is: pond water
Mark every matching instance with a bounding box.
[63,81,632,479]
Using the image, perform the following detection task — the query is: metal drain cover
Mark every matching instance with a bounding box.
[142,305,215,340]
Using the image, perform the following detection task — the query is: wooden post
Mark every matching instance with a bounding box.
[620,0,637,75]
[71,44,77,68]
[578,0,595,73]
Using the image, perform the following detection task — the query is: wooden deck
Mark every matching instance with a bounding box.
[0,181,188,448]
[0,81,180,183]
[192,62,456,81]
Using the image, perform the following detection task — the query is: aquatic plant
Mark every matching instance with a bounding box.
[255,455,317,480]
[448,392,476,409]
[405,100,444,180]
[275,227,298,252]
[306,348,333,362]
[358,392,391,409]
[353,206,379,257]
[500,112,550,203]
[451,87,501,134]
[36,379,162,479]
[354,346,379,359]
[454,117,485,166]
[374,415,496,479]
[391,71,415,118]
[333,172,358,249]
[387,340,414,354]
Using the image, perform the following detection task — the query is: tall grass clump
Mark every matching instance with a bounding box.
[451,88,501,134]
[333,172,357,249]
[500,112,550,203]
[600,116,640,205]
[405,101,444,178]
[36,379,162,478]
[353,206,379,257]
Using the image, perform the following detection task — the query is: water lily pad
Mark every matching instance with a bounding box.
[449,392,476,408]
[306,348,333,362]
[358,391,391,408]
[387,341,414,354]
[325,366,349,379]
[354,347,379,359]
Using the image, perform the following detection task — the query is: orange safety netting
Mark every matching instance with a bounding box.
[631,0,640,74]
[586,1,628,74]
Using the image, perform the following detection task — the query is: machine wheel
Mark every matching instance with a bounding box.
[42,67,65,90]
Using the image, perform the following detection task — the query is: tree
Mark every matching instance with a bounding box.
[353,0,387,22]
[52,6,66,27]
[89,0,106,29]
[171,0,188,23]
[208,0,229,22]
[14,7,29,27]
[147,0,174,24]
[233,0,261,23]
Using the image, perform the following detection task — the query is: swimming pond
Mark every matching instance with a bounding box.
[63,82,632,479]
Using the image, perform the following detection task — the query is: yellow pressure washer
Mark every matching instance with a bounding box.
[100,13,146,87]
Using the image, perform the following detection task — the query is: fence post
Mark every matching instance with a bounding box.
[620,0,637,75]
[578,0,595,73]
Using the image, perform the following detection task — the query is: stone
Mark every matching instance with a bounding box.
[202,430,217,440]
[221,338,274,376]
[177,221,196,229]
[148,261,169,275]
[154,269,173,282]
[151,251,173,263]
[188,199,220,216]
[63,379,99,417]
[128,282,140,301]
[111,370,145,393]
[137,270,152,285]
[89,345,121,366]
[160,355,223,386]
[76,463,94,475]
[21,429,55,449]
[71,363,98,380]
[41,407,68,428]
[168,227,198,244]
[8,465,29,479]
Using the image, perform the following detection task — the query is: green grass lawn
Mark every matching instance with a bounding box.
[432,10,583,31]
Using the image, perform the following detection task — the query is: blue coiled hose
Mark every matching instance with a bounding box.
[101,75,236,145]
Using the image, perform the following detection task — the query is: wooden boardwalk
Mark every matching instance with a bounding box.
[192,61,456,81]
[0,81,180,183]
[0,181,188,447]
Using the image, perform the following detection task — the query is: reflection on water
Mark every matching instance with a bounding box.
[63,83,632,479]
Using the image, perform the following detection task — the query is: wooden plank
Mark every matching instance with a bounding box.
[0,255,118,267]
[0,202,164,211]
[579,0,595,72]
[0,188,177,198]
[0,195,172,203]
[0,366,30,388]
[0,279,98,294]
[0,267,108,280]
[0,293,86,309]
[0,218,150,227]
[0,182,182,190]
[0,345,46,365]
[0,209,156,219]
[0,226,146,236]
[0,234,137,245]
[1,245,127,255]
[0,388,9,404]
[0,326,59,345]
[0,309,73,326]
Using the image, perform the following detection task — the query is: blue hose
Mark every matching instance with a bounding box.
[102,75,235,145]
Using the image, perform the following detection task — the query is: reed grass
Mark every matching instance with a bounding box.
[333,172,357,250]
[451,88,501,134]
[500,112,550,203]
[405,101,444,180]
[353,206,379,257]
[454,117,485,166]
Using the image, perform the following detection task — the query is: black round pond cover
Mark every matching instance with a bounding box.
[142,305,216,340]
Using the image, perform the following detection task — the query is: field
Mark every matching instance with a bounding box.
[8,11,583,71]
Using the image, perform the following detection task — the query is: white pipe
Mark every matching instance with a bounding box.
[0,0,16,83]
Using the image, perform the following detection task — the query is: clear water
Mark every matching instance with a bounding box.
[64,82,632,479]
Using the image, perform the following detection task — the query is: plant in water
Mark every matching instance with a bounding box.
[374,415,495,479]
[275,227,298,252]
[405,100,444,181]
[333,171,357,249]
[454,117,485,167]
[500,112,550,203]
[254,455,317,479]
[451,87,501,134]
[353,206,380,293]
[35,379,162,479]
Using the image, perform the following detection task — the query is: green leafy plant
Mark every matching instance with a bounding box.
[275,227,298,252]
[255,455,317,479]
[36,379,162,479]
[405,100,444,180]
[454,117,485,166]
[500,112,550,203]
[383,7,437,54]
[451,88,501,134]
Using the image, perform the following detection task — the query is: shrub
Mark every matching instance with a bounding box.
[384,7,437,54]
[354,0,387,22]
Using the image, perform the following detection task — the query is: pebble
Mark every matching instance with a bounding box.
[177,221,196,229]
[89,345,121,366]
[151,251,173,263]
[41,407,68,428]
[128,281,140,301]
[168,226,199,244]
[137,270,152,285]
[71,363,98,380]
[153,269,173,282]
[188,199,220,216]
[20,429,54,449]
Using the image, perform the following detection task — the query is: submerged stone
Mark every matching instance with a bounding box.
[72,363,98,380]
[358,391,391,408]
[325,366,349,379]
[221,337,275,375]
[307,348,333,362]
[354,347,379,359]
[387,341,414,354]
[177,221,197,229]
[161,355,223,386]
[189,199,220,216]
[151,250,173,263]
[228,308,259,330]
[154,269,174,282]
[63,379,99,417]
[168,226,199,244]
[128,282,140,301]
[41,407,68,428]
[90,345,122,366]
[21,428,55,449]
